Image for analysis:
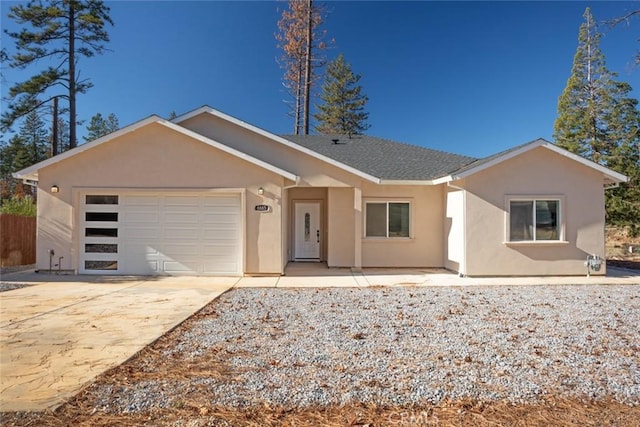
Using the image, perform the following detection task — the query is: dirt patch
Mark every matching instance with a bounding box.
[606,226,640,270]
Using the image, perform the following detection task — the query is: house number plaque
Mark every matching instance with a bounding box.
[255,204,272,213]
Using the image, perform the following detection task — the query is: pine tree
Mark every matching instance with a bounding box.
[0,135,29,183]
[554,7,640,228]
[314,54,370,136]
[602,82,640,231]
[55,117,71,154]
[84,112,119,142]
[0,122,45,201]
[276,0,329,135]
[19,110,50,165]
[3,0,114,150]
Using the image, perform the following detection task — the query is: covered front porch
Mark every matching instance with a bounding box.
[285,186,364,269]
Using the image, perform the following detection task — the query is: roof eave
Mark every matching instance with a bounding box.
[378,179,436,186]
[432,175,453,185]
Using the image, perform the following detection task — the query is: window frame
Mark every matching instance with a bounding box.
[364,200,412,239]
[505,195,566,244]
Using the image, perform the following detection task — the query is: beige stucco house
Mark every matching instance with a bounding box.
[14,106,627,277]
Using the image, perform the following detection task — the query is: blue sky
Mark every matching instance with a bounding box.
[1,1,639,158]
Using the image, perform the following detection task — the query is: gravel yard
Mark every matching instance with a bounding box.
[3,284,640,426]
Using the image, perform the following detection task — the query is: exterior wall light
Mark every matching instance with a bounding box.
[51,185,60,193]
[258,187,264,195]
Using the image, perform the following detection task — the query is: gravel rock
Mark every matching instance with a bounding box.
[90,285,640,412]
[0,282,32,292]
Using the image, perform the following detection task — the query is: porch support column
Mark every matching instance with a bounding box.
[353,186,362,271]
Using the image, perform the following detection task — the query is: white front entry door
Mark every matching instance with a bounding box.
[294,202,321,260]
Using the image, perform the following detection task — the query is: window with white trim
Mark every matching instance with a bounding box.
[508,198,561,242]
[365,201,410,238]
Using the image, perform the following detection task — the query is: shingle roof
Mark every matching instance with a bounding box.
[281,134,477,181]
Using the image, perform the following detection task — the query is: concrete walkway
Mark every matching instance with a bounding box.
[235,262,640,287]
[0,265,637,412]
[0,275,236,412]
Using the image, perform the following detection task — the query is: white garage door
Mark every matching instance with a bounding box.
[80,192,242,275]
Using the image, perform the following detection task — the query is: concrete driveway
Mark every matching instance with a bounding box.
[0,274,236,412]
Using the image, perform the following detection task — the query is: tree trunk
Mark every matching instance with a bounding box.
[68,3,76,149]
[303,0,313,135]
[295,62,303,135]
[52,96,58,156]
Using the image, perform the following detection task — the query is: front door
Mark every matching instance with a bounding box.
[294,202,321,260]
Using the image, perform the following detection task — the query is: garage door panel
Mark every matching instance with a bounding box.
[164,227,199,239]
[124,195,159,205]
[203,196,239,205]
[202,243,238,256]
[126,228,161,239]
[124,257,159,274]
[123,212,160,224]
[164,244,200,256]
[165,196,199,206]
[203,213,238,224]
[124,243,161,255]
[201,228,238,240]
[165,213,199,224]
[203,204,239,212]
[163,261,202,274]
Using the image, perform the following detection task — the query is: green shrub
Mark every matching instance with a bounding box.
[0,196,37,217]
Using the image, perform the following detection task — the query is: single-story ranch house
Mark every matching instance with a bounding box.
[15,106,627,277]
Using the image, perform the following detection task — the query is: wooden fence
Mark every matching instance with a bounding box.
[1,214,36,267]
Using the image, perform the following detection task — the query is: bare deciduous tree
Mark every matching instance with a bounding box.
[276,0,330,134]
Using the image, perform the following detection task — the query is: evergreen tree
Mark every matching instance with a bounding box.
[55,117,71,153]
[3,0,114,150]
[19,110,50,164]
[0,110,50,199]
[314,54,370,136]
[554,7,640,228]
[0,135,28,180]
[0,135,33,201]
[84,112,119,142]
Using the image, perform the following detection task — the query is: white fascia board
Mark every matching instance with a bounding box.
[173,106,380,184]
[432,175,453,185]
[158,120,299,182]
[12,115,164,182]
[541,142,628,184]
[378,179,436,186]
